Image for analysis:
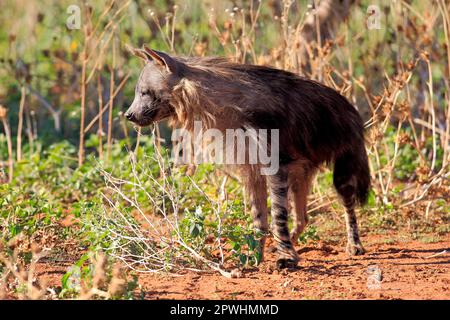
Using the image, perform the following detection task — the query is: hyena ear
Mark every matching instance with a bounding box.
[143,45,179,74]
[125,44,148,61]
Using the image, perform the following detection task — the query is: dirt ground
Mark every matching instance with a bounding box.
[33,233,450,300]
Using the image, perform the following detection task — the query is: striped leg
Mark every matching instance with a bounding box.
[268,164,299,269]
[245,173,269,262]
[334,153,366,256]
[336,177,365,256]
[343,200,365,255]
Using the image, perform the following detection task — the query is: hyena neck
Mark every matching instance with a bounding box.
[169,69,245,133]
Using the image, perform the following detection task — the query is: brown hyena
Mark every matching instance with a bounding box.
[125,45,370,269]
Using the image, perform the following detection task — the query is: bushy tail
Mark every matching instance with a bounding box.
[355,145,370,205]
[333,140,371,206]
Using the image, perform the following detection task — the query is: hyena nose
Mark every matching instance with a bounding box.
[125,111,135,122]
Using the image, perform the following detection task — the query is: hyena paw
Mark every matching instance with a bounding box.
[276,246,299,269]
[276,257,299,270]
[346,241,366,256]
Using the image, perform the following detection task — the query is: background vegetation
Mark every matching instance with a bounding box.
[0,0,449,299]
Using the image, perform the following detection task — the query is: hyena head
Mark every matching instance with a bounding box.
[125,45,182,127]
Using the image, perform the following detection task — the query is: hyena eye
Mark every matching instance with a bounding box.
[140,90,152,98]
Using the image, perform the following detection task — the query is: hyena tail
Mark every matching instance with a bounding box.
[333,140,371,207]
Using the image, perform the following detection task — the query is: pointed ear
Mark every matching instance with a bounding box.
[124,44,148,61]
[143,45,178,73]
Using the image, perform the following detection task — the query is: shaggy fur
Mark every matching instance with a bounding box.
[125,46,370,268]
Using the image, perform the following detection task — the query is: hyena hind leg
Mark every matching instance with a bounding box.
[334,174,365,256]
[268,165,299,269]
[288,167,316,243]
[245,173,269,263]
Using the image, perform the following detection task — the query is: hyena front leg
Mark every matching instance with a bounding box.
[268,164,299,269]
[246,173,269,263]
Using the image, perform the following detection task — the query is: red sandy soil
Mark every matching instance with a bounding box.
[32,233,450,300]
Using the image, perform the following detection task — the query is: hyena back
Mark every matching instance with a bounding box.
[125,46,370,269]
